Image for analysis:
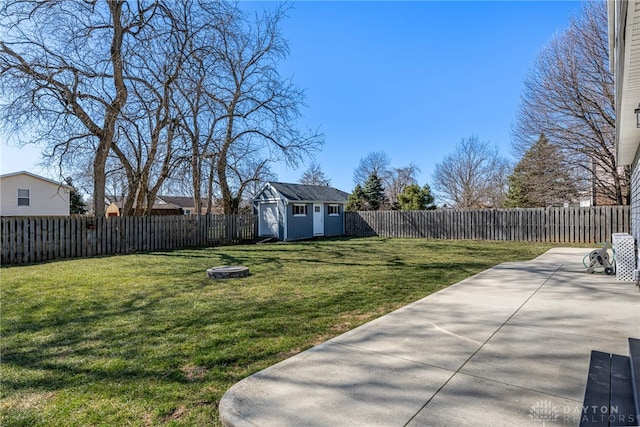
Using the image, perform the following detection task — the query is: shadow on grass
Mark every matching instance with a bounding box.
[1,237,558,425]
[2,263,489,394]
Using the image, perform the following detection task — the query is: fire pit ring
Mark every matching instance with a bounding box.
[206,265,249,279]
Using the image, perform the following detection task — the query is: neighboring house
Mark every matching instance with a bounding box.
[104,195,181,217]
[157,196,214,215]
[589,163,630,206]
[0,171,72,216]
[104,195,215,216]
[253,182,349,241]
[608,0,640,260]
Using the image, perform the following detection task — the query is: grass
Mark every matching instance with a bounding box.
[1,237,568,426]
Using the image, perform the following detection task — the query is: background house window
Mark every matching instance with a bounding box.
[328,204,339,216]
[17,189,29,206]
[293,204,307,216]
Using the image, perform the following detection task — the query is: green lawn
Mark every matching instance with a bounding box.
[1,237,564,426]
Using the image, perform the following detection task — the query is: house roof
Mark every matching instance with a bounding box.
[106,195,209,208]
[108,200,181,211]
[158,196,211,208]
[158,196,193,207]
[265,182,349,203]
[0,170,73,189]
[106,195,124,203]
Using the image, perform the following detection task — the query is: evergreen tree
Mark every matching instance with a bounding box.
[505,134,577,207]
[504,173,530,208]
[397,184,436,211]
[70,189,88,215]
[346,184,366,211]
[363,173,386,211]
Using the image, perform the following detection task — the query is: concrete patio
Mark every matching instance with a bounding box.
[219,248,640,426]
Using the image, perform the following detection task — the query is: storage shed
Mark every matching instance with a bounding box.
[253,182,349,241]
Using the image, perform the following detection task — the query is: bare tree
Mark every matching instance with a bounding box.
[512,0,628,205]
[299,162,331,186]
[175,57,220,214]
[353,152,421,208]
[1,1,322,216]
[206,5,324,214]
[0,1,160,216]
[353,151,392,188]
[432,135,510,208]
[386,164,420,208]
[169,3,322,215]
[109,1,198,216]
[172,1,238,214]
[221,137,277,212]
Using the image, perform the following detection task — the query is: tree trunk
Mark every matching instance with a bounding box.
[93,151,108,217]
[94,1,128,216]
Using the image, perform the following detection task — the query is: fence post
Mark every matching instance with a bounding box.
[0,207,630,265]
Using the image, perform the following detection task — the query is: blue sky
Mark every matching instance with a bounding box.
[0,1,584,196]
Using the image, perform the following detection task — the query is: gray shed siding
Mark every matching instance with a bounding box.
[286,203,314,241]
[276,202,285,239]
[323,205,344,237]
[253,182,348,241]
[258,202,282,237]
[255,187,285,239]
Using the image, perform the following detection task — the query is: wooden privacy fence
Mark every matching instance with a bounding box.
[1,214,256,265]
[345,206,631,243]
[2,207,632,265]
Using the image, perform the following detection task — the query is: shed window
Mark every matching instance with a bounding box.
[17,189,30,206]
[328,204,340,216]
[293,204,307,216]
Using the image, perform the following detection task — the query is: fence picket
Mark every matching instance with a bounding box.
[1,213,256,265]
[2,208,632,266]
[344,206,630,245]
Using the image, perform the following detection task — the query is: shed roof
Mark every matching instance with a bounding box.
[266,182,349,203]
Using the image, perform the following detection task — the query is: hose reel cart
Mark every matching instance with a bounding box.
[585,241,614,275]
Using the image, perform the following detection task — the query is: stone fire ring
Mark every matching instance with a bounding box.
[207,265,249,279]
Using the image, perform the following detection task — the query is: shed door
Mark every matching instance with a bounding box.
[259,203,278,237]
[313,203,324,236]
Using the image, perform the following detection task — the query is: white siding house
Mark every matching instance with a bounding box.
[608,0,640,267]
[0,171,72,216]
